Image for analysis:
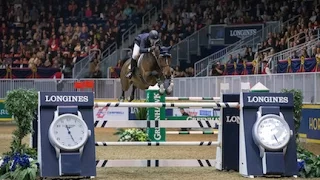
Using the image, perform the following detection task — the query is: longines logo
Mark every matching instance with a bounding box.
[229,29,257,39]
[247,96,289,103]
[45,95,89,102]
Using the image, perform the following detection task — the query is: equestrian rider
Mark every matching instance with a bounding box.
[126,30,160,78]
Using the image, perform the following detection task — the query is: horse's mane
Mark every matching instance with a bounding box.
[153,45,161,59]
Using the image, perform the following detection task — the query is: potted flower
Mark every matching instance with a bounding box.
[0,89,39,180]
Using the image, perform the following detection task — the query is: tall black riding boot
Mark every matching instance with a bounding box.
[126,58,137,78]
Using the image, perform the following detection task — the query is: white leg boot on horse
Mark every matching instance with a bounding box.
[158,82,165,95]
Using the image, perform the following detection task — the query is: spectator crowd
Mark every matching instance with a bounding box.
[0,0,157,78]
[204,0,320,76]
[1,0,320,79]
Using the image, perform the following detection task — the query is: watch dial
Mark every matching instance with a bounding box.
[257,118,289,148]
[52,116,86,147]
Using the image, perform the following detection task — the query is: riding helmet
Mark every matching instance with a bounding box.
[149,30,159,40]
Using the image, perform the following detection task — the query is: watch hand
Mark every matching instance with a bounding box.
[273,135,278,142]
[66,125,76,143]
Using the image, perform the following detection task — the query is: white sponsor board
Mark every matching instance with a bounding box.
[94,106,129,121]
[172,108,220,117]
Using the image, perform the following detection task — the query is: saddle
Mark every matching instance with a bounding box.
[127,55,144,81]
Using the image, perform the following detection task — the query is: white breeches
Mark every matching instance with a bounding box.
[132,43,140,60]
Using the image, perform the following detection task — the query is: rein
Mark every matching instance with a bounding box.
[151,46,164,71]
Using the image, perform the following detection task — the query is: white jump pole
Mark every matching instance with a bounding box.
[94,120,219,128]
[95,141,220,146]
[94,102,239,108]
[165,97,221,101]
[96,159,216,167]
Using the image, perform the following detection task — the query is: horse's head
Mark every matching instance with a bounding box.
[158,46,173,79]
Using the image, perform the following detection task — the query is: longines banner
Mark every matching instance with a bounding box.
[224,24,264,44]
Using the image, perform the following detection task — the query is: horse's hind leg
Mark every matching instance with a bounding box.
[120,74,130,102]
[119,91,125,102]
[128,85,136,102]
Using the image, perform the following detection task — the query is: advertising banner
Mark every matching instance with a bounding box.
[94,106,129,121]
[0,100,12,121]
[302,107,320,141]
[224,24,263,44]
[167,116,219,121]
[172,108,220,117]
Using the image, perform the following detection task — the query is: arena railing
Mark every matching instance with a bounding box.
[121,24,139,49]
[194,15,302,77]
[72,42,117,79]
[268,36,320,73]
[101,42,118,58]
[170,26,209,66]
[203,47,248,76]
[195,33,263,77]
[142,6,158,30]
[194,23,272,77]
[0,72,319,103]
[73,49,101,79]
[272,29,320,60]
[286,31,308,48]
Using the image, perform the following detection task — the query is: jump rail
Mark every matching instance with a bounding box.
[94,102,239,108]
[166,131,217,135]
[96,159,216,167]
[94,120,219,128]
[165,97,221,101]
[95,141,219,146]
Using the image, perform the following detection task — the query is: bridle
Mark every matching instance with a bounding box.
[151,46,171,73]
[148,39,171,74]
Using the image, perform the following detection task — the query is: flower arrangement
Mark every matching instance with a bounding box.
[0,153,39,180]
[0,89,39,180]
[114,106,149,142]
[118,128,149,142]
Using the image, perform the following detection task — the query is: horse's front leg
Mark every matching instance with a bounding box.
[128,85,136,102]
[166,70,174,95]
[155,77,165,95]
[145,71,165,94]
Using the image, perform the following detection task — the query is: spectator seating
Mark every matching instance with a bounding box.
[1,0,320,79]
[0,0,158,79]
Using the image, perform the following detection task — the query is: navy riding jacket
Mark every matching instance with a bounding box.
[134,33,152,53]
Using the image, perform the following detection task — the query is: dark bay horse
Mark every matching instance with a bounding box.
[119,46,174,102]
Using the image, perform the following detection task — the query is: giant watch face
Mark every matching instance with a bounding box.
[253,114,291,150]
[49,114,89,151]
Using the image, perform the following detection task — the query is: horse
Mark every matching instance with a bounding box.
[119,45,174,102]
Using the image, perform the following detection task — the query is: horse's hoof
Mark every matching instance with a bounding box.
[166,89,172,95]
[127,96,134,102]
[159,89,165,95]
[119,97,125,102]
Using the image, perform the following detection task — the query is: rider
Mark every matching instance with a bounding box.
[126,30,160,78]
